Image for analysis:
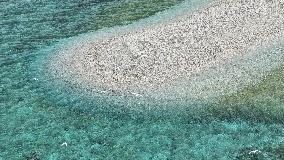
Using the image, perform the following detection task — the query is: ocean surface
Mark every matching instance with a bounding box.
[1,0,284,159]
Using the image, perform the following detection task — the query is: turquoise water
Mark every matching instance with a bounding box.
[1,0,284,159]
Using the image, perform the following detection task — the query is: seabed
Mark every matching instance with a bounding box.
[1,0,284,159]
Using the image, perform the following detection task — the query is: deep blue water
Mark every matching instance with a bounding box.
[1,0,284,159]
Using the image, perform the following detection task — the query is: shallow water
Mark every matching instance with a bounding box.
[1,0,284,159]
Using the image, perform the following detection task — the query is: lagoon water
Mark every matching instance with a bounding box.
[1,0,284,159]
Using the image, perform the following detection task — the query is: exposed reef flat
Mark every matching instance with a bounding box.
[46,0,284,103]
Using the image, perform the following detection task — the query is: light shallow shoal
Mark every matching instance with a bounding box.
[45,0,284,106]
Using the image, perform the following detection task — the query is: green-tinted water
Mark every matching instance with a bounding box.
[1,0,284,159]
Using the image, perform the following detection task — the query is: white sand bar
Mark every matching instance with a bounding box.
[48,0,284,101]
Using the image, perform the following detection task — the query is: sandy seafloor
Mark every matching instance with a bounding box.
[1,0,284,159]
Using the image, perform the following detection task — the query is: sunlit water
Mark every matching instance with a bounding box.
[1,0,284,159]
